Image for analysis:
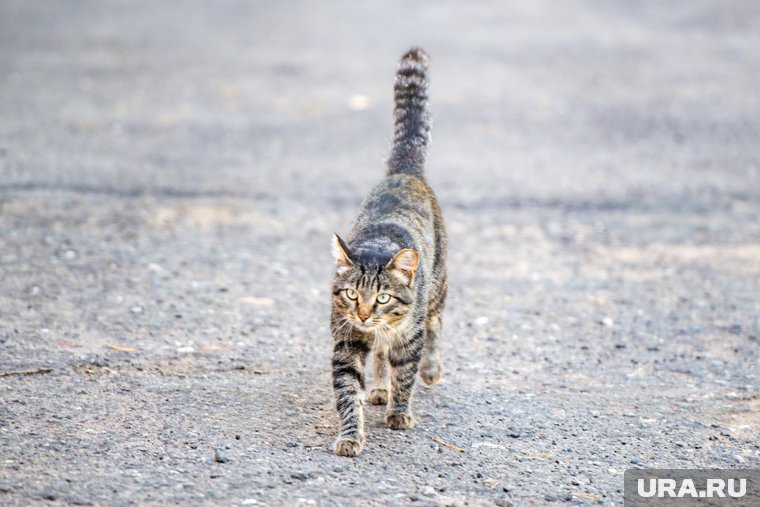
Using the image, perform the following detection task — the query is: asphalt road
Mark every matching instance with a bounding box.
[1,1,759,506]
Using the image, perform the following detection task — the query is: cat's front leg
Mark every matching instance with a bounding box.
[368,344,390,405]
[332,331,371,457]
[386,326,424,430]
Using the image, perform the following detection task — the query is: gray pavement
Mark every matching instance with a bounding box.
[1,1,759,505]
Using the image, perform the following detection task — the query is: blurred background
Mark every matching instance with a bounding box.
[2,1,758,206]
[1,1,759,505]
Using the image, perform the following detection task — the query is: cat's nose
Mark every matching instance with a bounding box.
[357,303,372,322]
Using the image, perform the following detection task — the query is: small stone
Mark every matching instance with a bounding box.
[720,430,731,437]
[348,94,372,111]
[630,458,640,465]
[177,346,196,354]
[735,455,745,463]
[147,263,164,273]
[213,448,230,463]
[474,316,489,327]
[290,472,309,481]
[675,441,685,448]
[239,297,275,307]
[544,493,557,502]
[729,324,742,334]
[601,317,614,327]
[421,486,436,497]
[130,305,143,314]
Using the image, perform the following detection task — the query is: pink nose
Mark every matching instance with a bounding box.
[358,314,369,322]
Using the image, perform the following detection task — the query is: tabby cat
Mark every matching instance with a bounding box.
[330,48,447,457]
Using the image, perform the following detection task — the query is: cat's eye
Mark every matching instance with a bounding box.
[376,293,391,304]
[345,289,358,300]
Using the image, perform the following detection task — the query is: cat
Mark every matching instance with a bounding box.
[330,47,447,457]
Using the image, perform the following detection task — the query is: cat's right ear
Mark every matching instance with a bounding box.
[332,234,355,268]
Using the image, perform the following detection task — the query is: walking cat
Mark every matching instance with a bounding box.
[330,48,447,457]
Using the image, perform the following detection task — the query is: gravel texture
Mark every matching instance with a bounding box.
[1,1,759,505]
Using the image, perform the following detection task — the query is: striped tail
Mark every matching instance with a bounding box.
[387,48,431,177]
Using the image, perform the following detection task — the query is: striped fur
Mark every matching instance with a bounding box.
[330,48,447,457]
[388,48,431,176]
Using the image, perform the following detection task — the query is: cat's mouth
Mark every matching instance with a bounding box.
[352,318,378,331]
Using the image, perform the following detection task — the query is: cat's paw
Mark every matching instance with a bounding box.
[386,412,415,430]
[419,361,444,385]
[368,388,388,405]
[333,437,364,457]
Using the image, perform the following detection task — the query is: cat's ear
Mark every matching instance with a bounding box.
[332,234,355,268]
[386,249,419,283]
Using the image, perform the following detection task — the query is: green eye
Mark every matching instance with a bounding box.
[376,293,391,304]
[345,289,358,300]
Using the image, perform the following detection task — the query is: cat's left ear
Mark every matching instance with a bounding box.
[386,249,419,284]
[332,234,355,268]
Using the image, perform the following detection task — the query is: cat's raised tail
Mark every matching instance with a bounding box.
[387,47,431,177]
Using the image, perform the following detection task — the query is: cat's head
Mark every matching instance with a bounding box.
[331,234,418,334]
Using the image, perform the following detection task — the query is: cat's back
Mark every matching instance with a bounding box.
[361,174,437,223]
[348,173,443,270]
